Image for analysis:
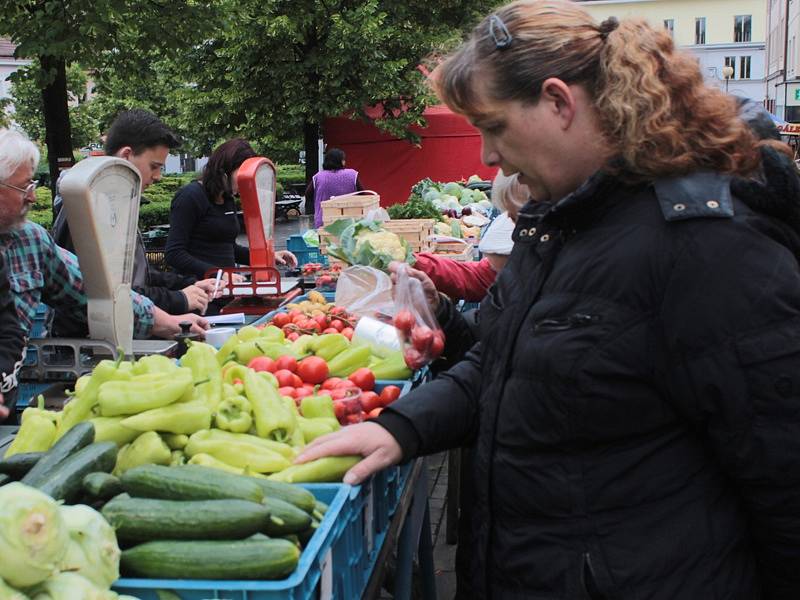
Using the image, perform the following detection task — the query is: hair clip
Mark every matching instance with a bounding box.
[489,14,513,50]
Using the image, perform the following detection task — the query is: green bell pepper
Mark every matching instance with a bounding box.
[20,395,58,425]
[162,433,189,450]
[5,414,56,457]
[57,354,127,437]
[170,450,186,466]
[215,395,253,433]
[267,456,361,483]
[327,346,371,378]
[236,325,262,342]
[300,394,336,420]
[370,350,413,380]
[233,341,294,365]
[113,431,171,475]
[187,453,266,478]
[133,354,177,375]
[216,334,241,365]
[185,431,290,473]
[309,333,350,362]
[89,416,140,447]
[120,401,212,435]
[297,416,337,444]
[222,363,250,385]
[183,342,223,410]
[191,429,296,460]
[244,369,295,442]
[259,325,285,343]
[98,369,192,417]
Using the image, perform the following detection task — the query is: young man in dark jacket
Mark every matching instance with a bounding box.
[51,110,218,334]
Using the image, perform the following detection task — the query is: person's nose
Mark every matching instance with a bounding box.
[481,137,500,167]
[152,169,162,183]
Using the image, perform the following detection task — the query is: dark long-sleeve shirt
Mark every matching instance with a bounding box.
[165,181,249,280]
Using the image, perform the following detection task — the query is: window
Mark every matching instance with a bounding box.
[695,17,706,44]
[724,56,737,79]
[663,19,674,37]
[740,55,751,79]
[734,15,752,42]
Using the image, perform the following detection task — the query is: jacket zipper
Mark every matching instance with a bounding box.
[534,313,602,333]
[583,552,607,599]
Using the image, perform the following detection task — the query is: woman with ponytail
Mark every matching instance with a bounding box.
[298,2,800,598]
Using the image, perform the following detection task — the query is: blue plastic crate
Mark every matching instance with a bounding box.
[114,483,372,600]
[287,235,328,268]
[15,381,53,412]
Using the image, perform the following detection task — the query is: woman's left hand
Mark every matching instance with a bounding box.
[275,250,298,268]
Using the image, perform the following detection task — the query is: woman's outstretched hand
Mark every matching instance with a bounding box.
[294,422,403,485]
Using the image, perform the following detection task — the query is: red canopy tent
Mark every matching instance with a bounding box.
[323,105,497,207]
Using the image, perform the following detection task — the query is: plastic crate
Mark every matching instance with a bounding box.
[15,381,53,412]
[114,484,371,600]
[287,235,329,268]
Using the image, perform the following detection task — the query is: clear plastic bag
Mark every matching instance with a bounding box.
[392,263,445,369]
[334,266,395,319]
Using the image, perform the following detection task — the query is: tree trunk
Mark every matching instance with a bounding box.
[303,119,319,215]
[40,55,74,204]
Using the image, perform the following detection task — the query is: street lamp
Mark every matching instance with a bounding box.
[722,65,734,93]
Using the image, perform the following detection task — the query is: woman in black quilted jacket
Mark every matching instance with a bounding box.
[298,2,800,598]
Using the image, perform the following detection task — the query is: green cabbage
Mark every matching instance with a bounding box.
[0,577,29,600]
[29,572,115,600]
[59,505,120,588]
[0,483,68,588]
[324,219,414,271]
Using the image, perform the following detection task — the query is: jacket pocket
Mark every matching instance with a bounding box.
[534,313,602,333]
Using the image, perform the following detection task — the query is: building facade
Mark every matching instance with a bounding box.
[578,0,766,103]
[0,38,31,116]
[766,0,800,122]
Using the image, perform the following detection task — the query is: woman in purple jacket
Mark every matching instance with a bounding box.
[305,148,364,227]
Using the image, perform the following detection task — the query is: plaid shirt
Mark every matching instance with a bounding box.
[0,221,154,338]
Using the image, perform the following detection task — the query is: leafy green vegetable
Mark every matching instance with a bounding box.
[387,193,443,221]
[0,483,69,588]
[28,572,114,600]
[324,219,415,271]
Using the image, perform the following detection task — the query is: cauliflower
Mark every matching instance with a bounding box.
[355,230,407,262]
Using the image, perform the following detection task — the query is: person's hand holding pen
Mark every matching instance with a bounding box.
[202,269,224,316]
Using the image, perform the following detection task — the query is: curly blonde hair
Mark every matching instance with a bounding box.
[433,0,763,179]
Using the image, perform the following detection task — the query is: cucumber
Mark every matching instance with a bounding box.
[83,472,123,500]
[35,441,117,503]
[250,479,315,514]
[0,451,44,478]
[262,496,312,536]
[121,537,300,580]
[120,464,263,503]
[21,421,94,486]
[102,496,270,543]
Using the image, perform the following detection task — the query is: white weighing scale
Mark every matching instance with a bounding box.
[55,156,176,359]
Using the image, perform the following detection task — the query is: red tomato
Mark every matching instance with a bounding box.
[294,387,314,399]
[287,332,300,342]
[272,312,291,327]
[292,373,304,388]
[359,391,382,413]
[321,377,343,390]
[330,319,344,332]
[331,386,360,401]
[322,327,339,334]
[288,309,303,319]
[345,412,365,425]
[411,326,434,352]
[330,306,347,316]
[274,369,297,387]
[379,385,402,406]
[341,327,354,340]
[275,355,298,373]
[367,407,384,419]
[404,347,425,370]
[247,356,276,373]
[297,356,330,385]
[314,314,329,329]
[332,400,348,421]
[278,386,297,398]
[430,331,445,358]
[393,309,416,333]
[292,314,307,325]
[348,367,375,392]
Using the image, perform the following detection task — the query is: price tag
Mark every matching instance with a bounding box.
[363,484,375,555]
[319,548,333,600]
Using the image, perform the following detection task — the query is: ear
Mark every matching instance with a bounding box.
[116,146,133,160]
[540,78,577,130]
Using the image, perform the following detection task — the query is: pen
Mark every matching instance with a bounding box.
[204,269,224,316]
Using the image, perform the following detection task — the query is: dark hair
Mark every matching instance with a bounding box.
[202,139,257,201]
[104,109,181,156]
[322,148,346,170]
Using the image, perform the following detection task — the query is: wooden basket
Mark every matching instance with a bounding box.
[321,191,381,226]
[432,239,474,262]
[382,219,436,253]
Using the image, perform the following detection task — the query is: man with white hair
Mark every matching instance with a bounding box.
[0,129,208,403]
